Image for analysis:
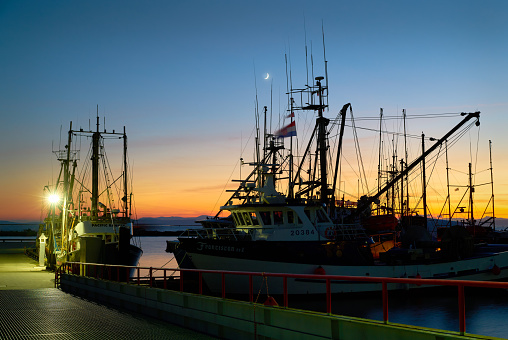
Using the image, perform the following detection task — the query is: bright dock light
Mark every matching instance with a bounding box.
[48,194,60,204]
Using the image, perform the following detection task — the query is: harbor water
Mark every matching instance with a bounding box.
[137,235,508,339]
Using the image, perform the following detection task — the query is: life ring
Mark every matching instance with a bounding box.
[314,266,326,275]
[325,227,336,239]
[492,264,501,275]
[264,296,278,306]
[415,273,422,286]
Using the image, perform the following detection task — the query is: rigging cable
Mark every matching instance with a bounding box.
[349,107,370,196]
[209,125,257,216]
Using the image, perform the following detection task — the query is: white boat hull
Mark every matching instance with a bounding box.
[184,249,508,295]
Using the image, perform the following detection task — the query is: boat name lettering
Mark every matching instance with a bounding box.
[91,224,124,228]
[290,229,315,236]
[197,242,244,253]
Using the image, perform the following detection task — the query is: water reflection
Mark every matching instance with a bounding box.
[137,236,177,269]
[286,282,508,337]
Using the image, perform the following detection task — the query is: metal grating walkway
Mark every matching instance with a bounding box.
[0,288,216,339]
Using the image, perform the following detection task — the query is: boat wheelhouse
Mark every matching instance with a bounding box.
[167,64,508,294]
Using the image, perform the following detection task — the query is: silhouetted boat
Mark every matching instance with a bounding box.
[40,111,142,270]
[167,69,508,295]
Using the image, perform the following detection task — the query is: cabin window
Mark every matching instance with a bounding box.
[304,208,311,221]
[249,212,259,225]
[232,213,241,226]
[242,212,253,225]
[259,211,271,225]
[274,211,283,225]
[287,211,303,225]
[234,212,245,225]
[316,209,328,223]
[287,211,294,224]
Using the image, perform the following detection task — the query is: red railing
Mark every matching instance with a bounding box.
[56,262,508,335]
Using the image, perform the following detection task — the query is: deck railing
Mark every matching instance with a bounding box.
[56,262,508,335]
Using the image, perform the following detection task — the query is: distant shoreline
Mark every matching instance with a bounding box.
[0,230,37,237]
[134,230,187,236]
[0,228,195,237]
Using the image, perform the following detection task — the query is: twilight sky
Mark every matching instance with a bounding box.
[1,0,507,222]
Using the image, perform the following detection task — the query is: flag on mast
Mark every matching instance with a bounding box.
[275,121,296,138]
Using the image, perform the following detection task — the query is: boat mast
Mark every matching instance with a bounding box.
[91,109,100,218]
[288,98,294,199]
[422,133,427,228]
[400,158,404,221]
[377,108,383,214]
[446,140,452,226]
[391,144,396,215]
[489,140,495,230]
[123,126,129,218]
[263,106,268,161]
[468,162,474,227]
[322,22,329,110]
[403,109,408,218]
[285,50,295,200]
[316,76,329,206]
[61,121,73,257]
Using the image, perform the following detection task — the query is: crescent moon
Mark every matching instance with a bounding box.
[264,73,269,80]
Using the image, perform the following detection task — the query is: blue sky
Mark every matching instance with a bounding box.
[1,0,507,221]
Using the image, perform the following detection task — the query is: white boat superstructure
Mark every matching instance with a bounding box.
[41,112,142,269]
[166,64,506,295]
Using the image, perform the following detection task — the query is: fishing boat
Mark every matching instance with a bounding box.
[40,112,142,270]
[166,73,508,295]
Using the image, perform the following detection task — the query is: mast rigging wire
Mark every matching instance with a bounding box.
[349,107,369,195]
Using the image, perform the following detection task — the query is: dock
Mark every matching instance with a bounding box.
[59,272,501,340]
[0,242,216,339]
[1,242,504,339]
[0,240,54,290]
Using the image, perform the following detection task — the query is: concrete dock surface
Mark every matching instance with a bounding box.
[0,241,55,290]
[0,241,217,339]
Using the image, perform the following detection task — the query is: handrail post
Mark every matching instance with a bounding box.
[199,272,203,294]
[458,284,466,335]
[180,270,183,292]
[221,272,226,298]
[164,269,167,289]
[382,281,389,324]
[137,267,140,285]
[149,267,153,287]
[249,274,253,303]
[326,278,331,314]
[283,276,288,308]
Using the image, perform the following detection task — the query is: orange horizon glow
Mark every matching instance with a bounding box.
[2,2,508,229]
[3,134,508,225]
[3,180,508,223]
